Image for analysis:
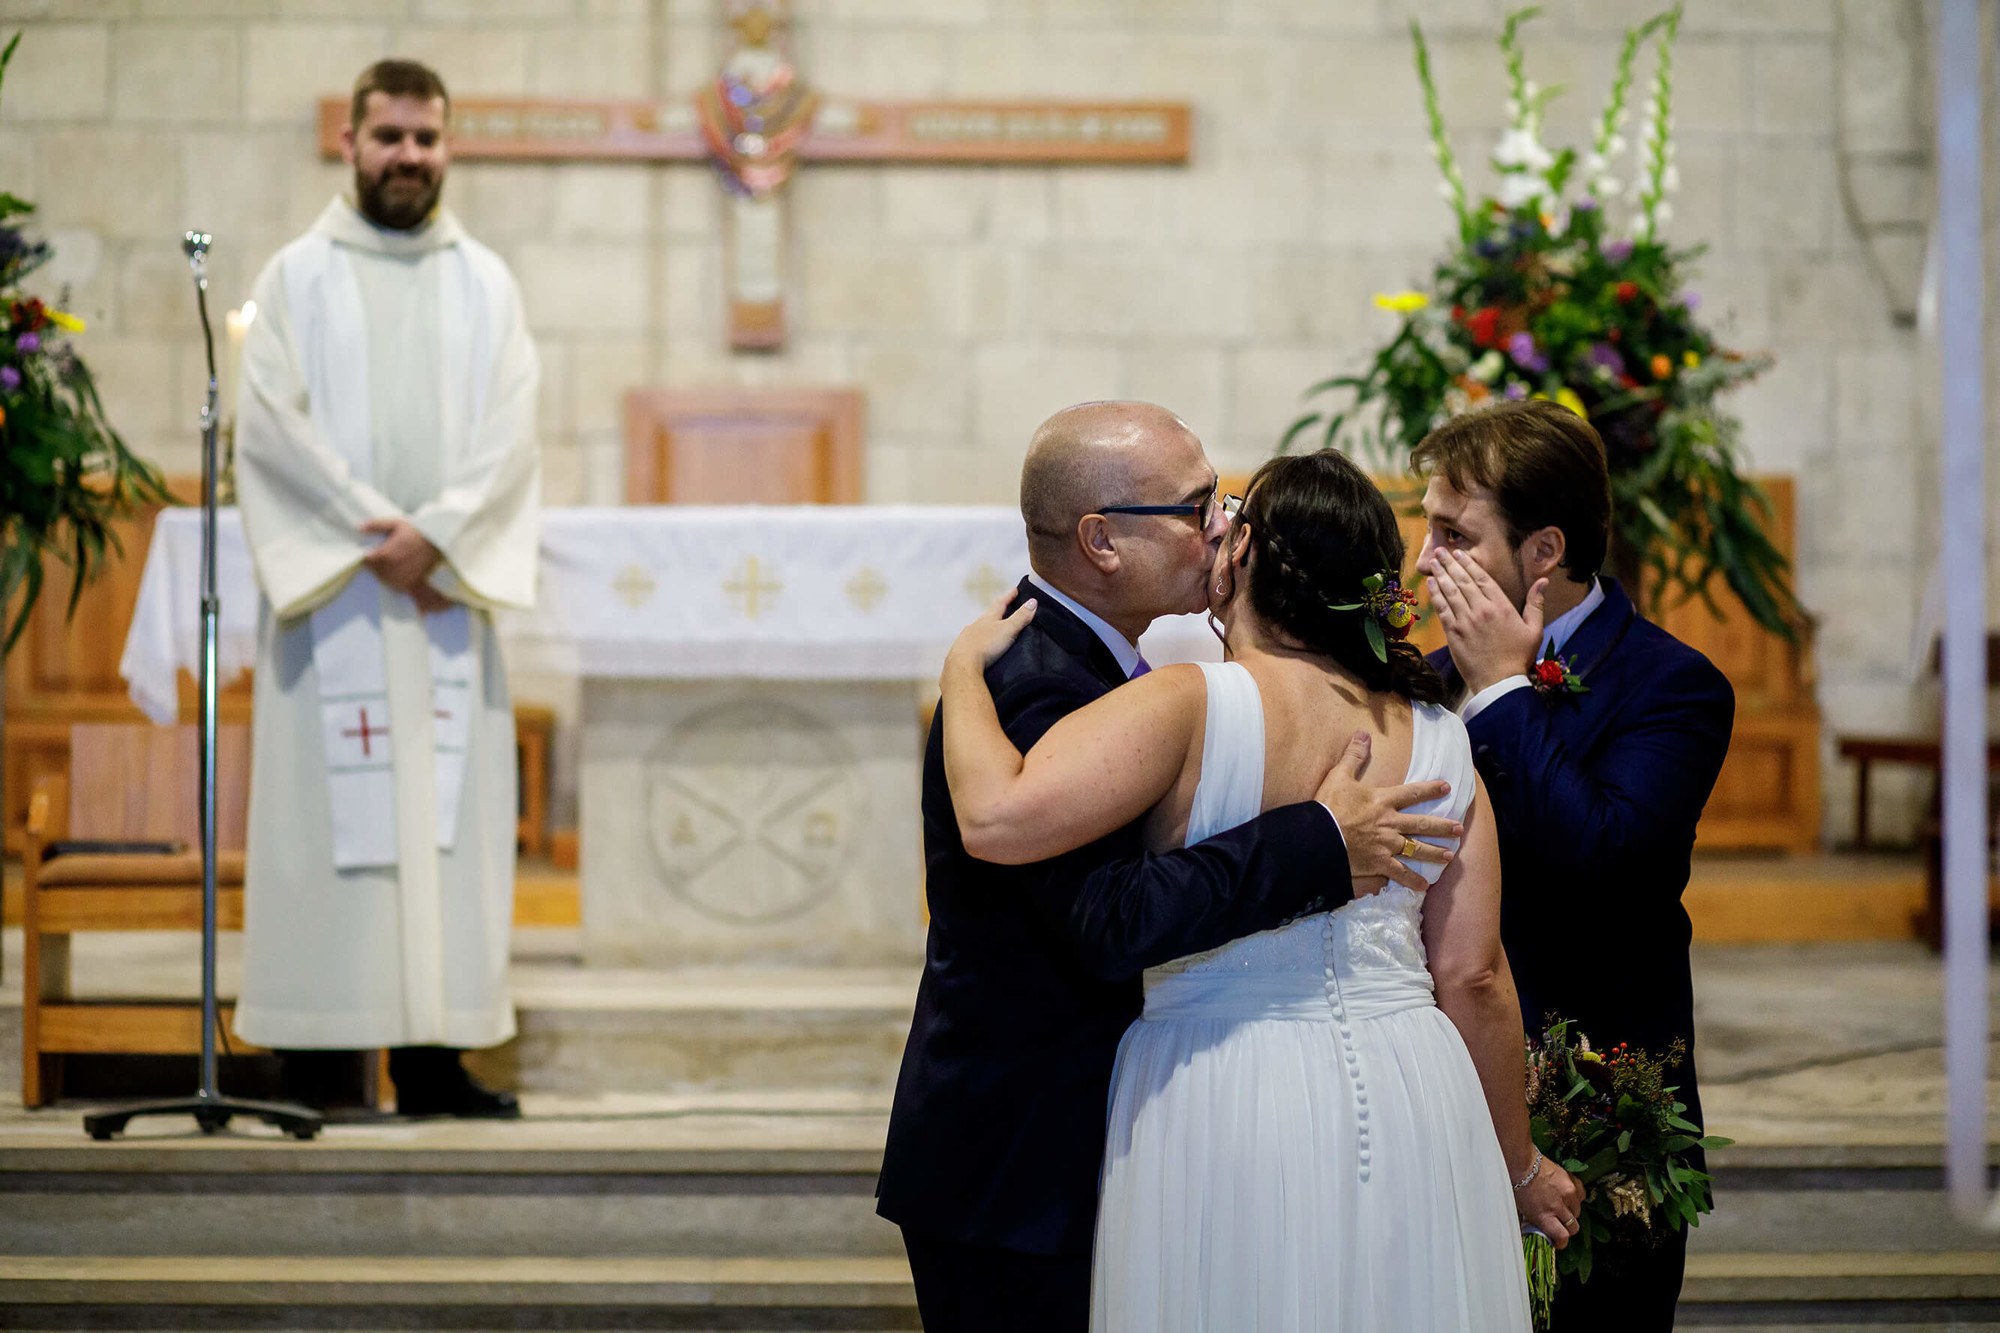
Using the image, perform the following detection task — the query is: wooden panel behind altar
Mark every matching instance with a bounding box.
[1223,471,1817,853]
[623,388,863,504]
[3,481,252,853]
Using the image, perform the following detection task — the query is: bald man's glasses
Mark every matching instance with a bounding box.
[1099,481,1226,527]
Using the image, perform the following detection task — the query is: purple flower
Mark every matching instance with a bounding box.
[15,331,38,354]
[1504,381,1529,400]
[1573,197,1599,212]
[1585,342,1626,375]
[0,365,19,391]
[1506,330,1548,372]
[1603,239,1634,262]
[1679,290,1702,311]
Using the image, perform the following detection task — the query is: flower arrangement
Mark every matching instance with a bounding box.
[0,31,166,653]
[1520,1017,1731,1329]
[1286,5,1806,641]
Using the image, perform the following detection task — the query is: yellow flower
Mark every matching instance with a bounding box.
[1532,388,1589,419]
[1683,350,1701,368]
[1372,290,1430,313]
[45,308,85,333]
[1385,601,1418,631]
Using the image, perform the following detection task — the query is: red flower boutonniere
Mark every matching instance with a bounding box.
[1531,647,1588,698]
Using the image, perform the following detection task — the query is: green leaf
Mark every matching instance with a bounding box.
[1279,413,1323,453]
[1364,615,1387,662]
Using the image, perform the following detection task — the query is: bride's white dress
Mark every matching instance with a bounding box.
[1090,661,1532,1332]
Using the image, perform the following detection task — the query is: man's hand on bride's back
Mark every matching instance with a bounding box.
[943,591,1038,684]
[1313,731,1461,895]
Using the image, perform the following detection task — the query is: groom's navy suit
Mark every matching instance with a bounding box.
[880,577,1352,1330]
[1430,577,1733,1332]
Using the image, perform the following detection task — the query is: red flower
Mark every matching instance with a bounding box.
[1615,281,1639,303]
[1533,659,1568,689]
[1465,306,1501,348]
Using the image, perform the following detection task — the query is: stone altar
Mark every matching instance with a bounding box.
[581,678,925,968]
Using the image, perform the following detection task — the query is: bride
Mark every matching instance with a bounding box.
[939,450,1583,1329]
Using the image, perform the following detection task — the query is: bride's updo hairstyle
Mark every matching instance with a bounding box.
[1235,450,1449,706]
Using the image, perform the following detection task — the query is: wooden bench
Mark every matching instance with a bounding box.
[1835,633,2000,947]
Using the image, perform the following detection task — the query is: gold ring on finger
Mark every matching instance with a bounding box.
[1399,838,1421,859]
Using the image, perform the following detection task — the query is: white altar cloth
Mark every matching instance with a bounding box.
[122,506,1221,722]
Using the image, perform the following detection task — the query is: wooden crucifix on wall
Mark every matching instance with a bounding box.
[319,0,1191,351]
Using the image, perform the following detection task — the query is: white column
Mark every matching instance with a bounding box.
[1936,0,1992,1226]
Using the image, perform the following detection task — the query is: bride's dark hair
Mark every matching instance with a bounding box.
[1235,450,1449,706]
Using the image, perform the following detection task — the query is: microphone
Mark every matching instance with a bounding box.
[182,230,211,287]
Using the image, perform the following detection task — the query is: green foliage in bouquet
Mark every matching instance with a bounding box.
[1284,5,1807,642]
[0,31,168,653]
[1520,1017,1732,1329]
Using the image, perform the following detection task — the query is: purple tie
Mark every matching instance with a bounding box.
[1130,655,1152,680]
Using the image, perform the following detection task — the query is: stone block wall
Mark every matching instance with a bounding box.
[0,0,1948,843]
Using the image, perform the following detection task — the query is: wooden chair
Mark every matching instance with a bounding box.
[514,703,555,858]
[623,386,863,504]
[4,478,252,856]
[21,723,252,1107]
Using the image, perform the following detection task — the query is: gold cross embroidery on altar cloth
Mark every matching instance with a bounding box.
[724,556,784,619]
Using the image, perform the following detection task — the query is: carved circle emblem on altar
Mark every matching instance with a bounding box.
[645,698,858,925]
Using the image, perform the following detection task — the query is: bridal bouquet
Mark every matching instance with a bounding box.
[1520,1017,1731,1328]
[1286,5,1805,644]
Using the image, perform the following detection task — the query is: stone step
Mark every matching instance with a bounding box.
[4,1134,1990,1261]
[493,964,915,1096]
[4,1252,2000,1330]
[1696,1146,2000,1254]
[0,1254,920,1330]
[0,1135,903,1259]
[0,930,920,1099]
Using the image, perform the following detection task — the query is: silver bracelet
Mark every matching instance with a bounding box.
[1511,1147,1544,1191]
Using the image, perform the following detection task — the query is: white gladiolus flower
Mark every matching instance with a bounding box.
[1584,151,1607,175]
[1608,134,1627,155]
[1497,172,1548,208]
[1505,97,1521,121]
[1525,80,1540,98]
[1492,128,1554,171]
[1471,350,1505,383]
[1438,180,1461,201]
[1593,174,1621,197]
[1654,201,1674,226]
[1661,164,1680,192]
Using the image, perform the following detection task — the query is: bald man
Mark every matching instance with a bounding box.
[877,403,1462,1330]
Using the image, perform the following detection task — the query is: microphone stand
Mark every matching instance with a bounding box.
[83,233,322,1142]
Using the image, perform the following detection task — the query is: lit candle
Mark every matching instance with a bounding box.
[223,301,256,421]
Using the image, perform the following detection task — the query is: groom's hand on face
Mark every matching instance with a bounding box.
[1314,732,1461,895]
[1429,548,1548,696]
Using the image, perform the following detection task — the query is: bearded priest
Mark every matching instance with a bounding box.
[230,59,540,1119]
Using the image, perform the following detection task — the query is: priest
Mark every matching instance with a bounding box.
[230,59,540,1118]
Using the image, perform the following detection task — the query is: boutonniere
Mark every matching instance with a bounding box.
[1531,644,1588,698]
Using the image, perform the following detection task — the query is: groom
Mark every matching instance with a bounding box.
[1415,399,1734,1332]
[879,402,1465,1331]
